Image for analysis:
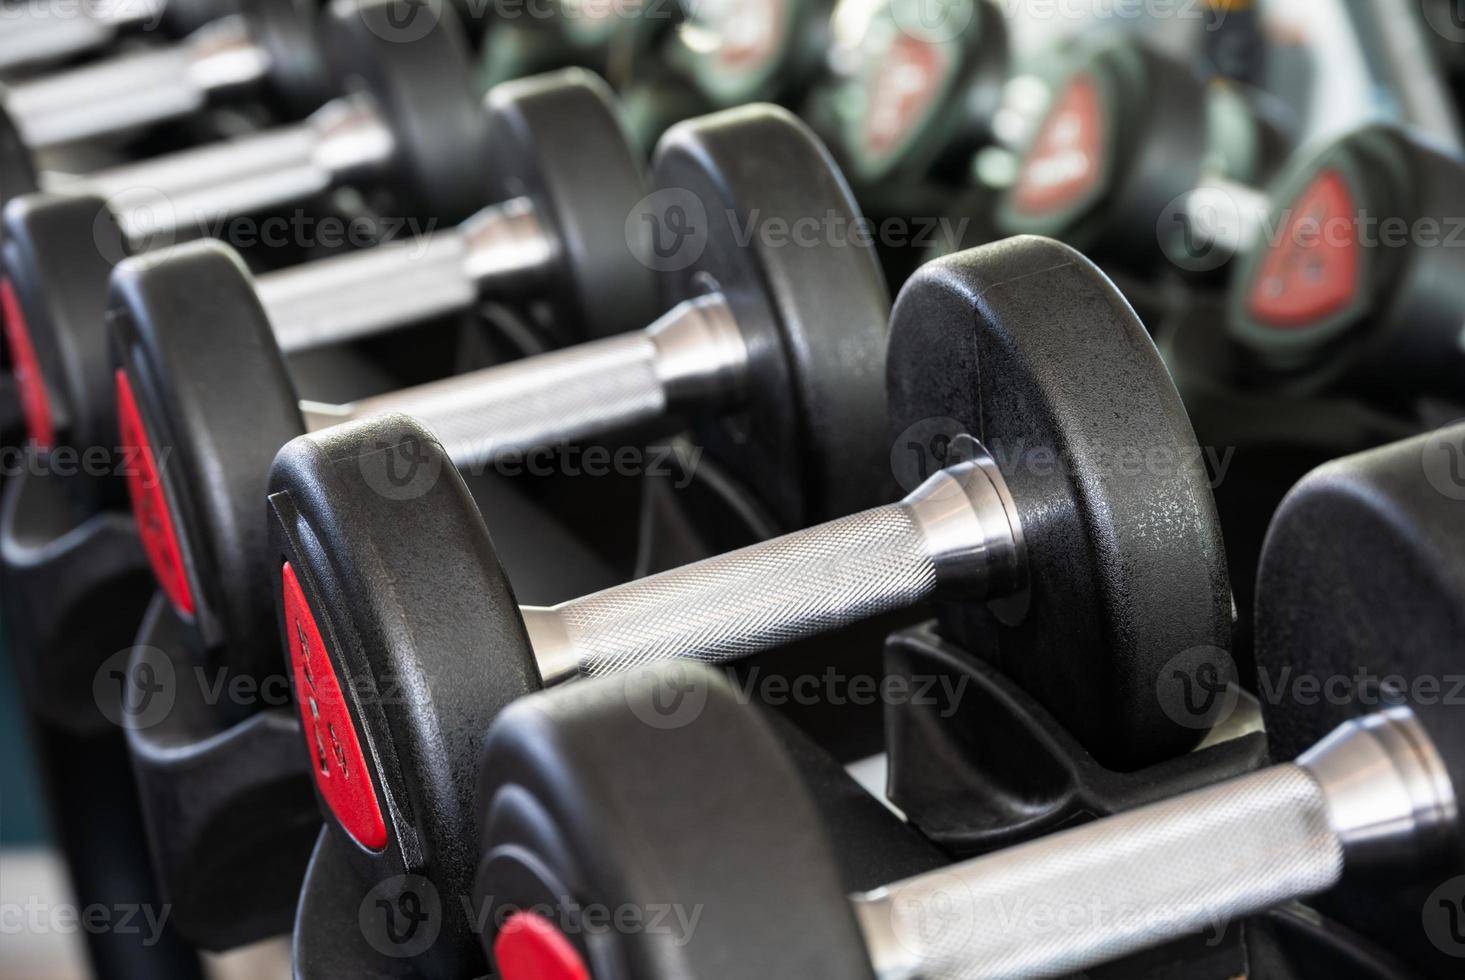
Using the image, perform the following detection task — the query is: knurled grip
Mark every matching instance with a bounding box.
[870,764,1344,979]
[561,506,938,676]
[262,232,477,352]
[352,331,668,471]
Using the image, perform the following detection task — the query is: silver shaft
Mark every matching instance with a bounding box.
[0,0,163,70]
[1173,173,1271,262]
[5,16,268,148]
[71,93,395,243]
[258,198,555,353]
[855,707,1457,979]
[301,293,746,470]
[523,452,1025,685]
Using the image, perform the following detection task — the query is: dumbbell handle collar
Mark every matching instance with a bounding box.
[854,707,1458,979]
[302,292,748,471]
[524,447,1026,685]
[256,197,555,352]
[1172,173,1270,263]
[48,92,395,242]
[6,15,269,148]
[0,0,164,71]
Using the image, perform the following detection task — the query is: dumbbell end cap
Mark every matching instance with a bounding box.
[1300,706,1463,874]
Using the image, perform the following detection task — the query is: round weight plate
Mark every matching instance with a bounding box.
[886,236,1232,771]
[1255,424,1465,765]
[110,240,305,681]
[999,38,1208,267]
[1,193,126,458]
[246,0,335,118]
[483,68,658,340]
[476,662,877,980]
[323,0,490,222]
[267,413,540,980]
[0,99,38,209]
[649,105,892,529]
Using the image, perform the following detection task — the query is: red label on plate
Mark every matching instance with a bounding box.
[2,278,55,449]
[1246,168,1360,329]
[116,369,196,617]
[282,561,388,852]
[495,913,591,980]
[1010,73,1107,216]
[862,32,952,164]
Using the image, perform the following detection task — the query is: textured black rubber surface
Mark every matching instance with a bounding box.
[886,235,1232,771]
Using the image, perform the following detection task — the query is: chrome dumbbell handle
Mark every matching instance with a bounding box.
[524,452,1026,685]
[0,0,164,71]
[856,708,1458,979]
[1168,173,1271,262]
[257,197,556,353]
[5,15,268,148]
[302,293,747,471]
[52,92,395,242]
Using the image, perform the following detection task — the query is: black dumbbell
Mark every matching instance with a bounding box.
[107,68,669,682]
[0,0,236,72]
[1253,422,1465,976]
[616,0,836,150]
[1222,125,1465,406]
[262,236,1229,976]
[0,0,327,167]
[0,0,489,457]
[476,657,1465,979]
[997,34,1291,276]
[114,102,888,708]
[804,0,1009,192]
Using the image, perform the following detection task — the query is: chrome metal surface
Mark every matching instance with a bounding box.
[0,0,164,71]
[522,457,1024,683]
[5,16,268,148]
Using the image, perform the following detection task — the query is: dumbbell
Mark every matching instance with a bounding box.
[477,658,1465,980]
[806,0,1009,192]
[0,0,327,160]
[475,0,669,93]
[114,103,889,708]
[0,0,234,72]
[616,0,836,151]
[263,236,1230,976]
[1251,422,1465,975]
[0,0,488,456]
[996,34,1290,275]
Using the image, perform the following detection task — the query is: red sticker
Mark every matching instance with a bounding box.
[2,278,56,449]
[1246,168,1361,329]
[862,32,954,164]
[1010,73,1107,216]
[282,561,388,852]
[495,913,591,980]
[116,369,196,617]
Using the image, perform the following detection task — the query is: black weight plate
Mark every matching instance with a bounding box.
[246,0,335,118]
[1254,423,1465,764]
[650,105,892,529]
[476,662,877,980]
[323,0,490,222]
[267,414,540,980]
[0,99,37,209]
[483,68,658,340]
[886,236,1232,771]
[999,38,1207,267]
[1,193,127,460]
[109,240,304,680]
